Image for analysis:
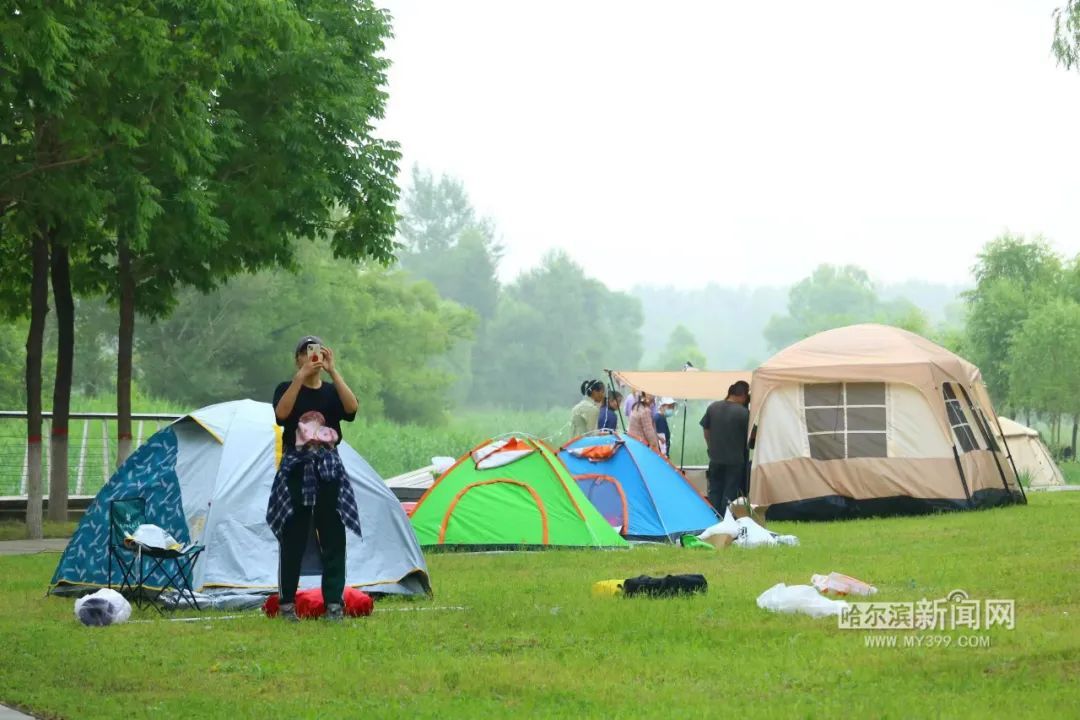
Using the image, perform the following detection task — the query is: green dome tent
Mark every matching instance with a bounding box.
[409,436,628,550]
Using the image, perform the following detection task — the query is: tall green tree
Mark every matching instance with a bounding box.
[474,251,642,409]
[397,167,503,403]
[962,234,1062,408]
[72,0,401,464]
[1007,299,1080,456]
[1,0,114,535]
[658,325,707,370]
[764,264,929,351]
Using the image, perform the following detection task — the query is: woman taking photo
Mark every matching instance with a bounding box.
[266,336,362,622]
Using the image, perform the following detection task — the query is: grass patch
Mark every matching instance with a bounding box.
[1060,462,1080,485]
[0,521,78,541]
[1,493,1077,718]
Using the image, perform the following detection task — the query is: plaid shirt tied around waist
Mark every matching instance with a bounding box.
[266,446,363,541]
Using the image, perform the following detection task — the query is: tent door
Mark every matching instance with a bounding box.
[439,479,549,545]
[574,474,628,533]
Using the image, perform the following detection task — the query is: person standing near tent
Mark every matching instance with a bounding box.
[598,390,623,431]
[653,397,677,457]
[700,381,750,512]
[570,380,605,437]
[629,392,662,453]
[267,336,362,622]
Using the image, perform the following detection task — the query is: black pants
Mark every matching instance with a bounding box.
[707,462,746,513]
[278,467,347,605]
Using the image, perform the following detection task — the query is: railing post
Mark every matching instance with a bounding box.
[43,417,50,500]
[102,419,110,486]
[76,420,89,495]
[20,439,29,495]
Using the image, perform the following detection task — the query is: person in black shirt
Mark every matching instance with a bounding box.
[268,335,360,622]
[700,381,751,512]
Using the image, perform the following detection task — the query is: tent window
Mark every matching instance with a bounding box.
[958,386,1000,452]
[805,382,887,460]
[943,384,979,453]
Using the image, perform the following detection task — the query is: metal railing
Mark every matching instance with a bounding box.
[0,411,182,498]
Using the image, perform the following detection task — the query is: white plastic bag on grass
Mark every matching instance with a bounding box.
[733,516,777,547]
[75,588,132,626]
[698,508,740,541]
[756,583,848,618]
[811,572,877,596]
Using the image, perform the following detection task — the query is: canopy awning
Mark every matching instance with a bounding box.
[608,369,752,401]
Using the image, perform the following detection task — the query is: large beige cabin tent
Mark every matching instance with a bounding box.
[749,324,1025,520]
[997,417,1065,488]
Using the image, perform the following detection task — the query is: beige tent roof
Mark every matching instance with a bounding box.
[997,416,1039,438]
[754,323,981,383]
[751,324,990,441]
[610,370,752,400]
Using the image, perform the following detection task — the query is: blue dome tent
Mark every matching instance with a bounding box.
[559,431,719,541]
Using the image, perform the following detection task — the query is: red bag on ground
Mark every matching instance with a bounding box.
[263,587,374,618]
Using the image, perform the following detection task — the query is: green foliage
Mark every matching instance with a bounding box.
[397,167,504,405]
[1006,299,1080,418]
[398,167,502,320]
[658,325,707,370]
[133,240,475,425]
[1053,0,1080,69]
[2,493,1080,717]
[473,251,643,410]
[764,265,931,351]
[963,234,1063,407]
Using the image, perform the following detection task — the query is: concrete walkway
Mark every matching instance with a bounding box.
[0,704,35,719]
[0,538,70,556]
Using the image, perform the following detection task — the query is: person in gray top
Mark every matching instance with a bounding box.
[700,381,751,512]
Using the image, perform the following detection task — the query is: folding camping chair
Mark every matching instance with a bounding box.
[107,497,205,613]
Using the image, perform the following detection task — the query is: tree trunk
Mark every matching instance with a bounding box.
[49,235,74,521]
[117,234,135,466]
[25,229,50,539]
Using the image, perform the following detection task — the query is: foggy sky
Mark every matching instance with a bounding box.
[377,1,1080,291]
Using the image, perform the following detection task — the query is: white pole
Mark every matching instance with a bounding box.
[20,439,28,495]
[76,420,90,495]
[102,420,110,486]
[43,418,50,500]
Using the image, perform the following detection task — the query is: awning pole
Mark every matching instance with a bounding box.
[605,370,626,431]
[679,401,688,472]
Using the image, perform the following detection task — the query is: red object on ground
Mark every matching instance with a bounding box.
[401,501,417,516]
[263,587,374,618]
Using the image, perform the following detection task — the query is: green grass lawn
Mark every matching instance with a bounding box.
[0,520,78,541]
[1,493,1077,719]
